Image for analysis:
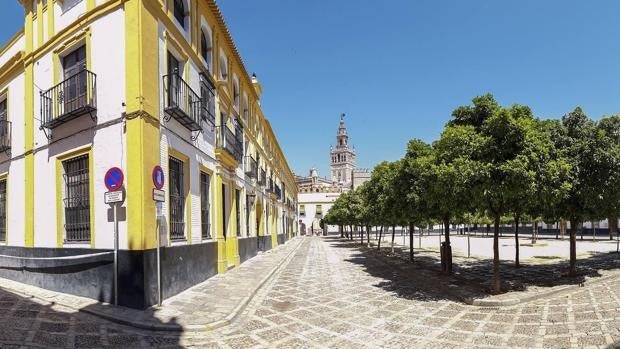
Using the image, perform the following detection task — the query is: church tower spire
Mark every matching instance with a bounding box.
[330,114,356,186]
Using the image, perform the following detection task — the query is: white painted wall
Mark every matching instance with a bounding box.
[0,36,24,68]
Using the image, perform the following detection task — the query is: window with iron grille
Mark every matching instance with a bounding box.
[222,183,227,238]
[299,205,305,217]
[316,204,323,216]
[200,172,211,239]
[0,179,6,242]
[246,195,250,237]
[235,189,241,237]
[63,155,90,242]
[169,156,185,241]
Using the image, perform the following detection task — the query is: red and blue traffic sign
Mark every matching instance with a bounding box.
[152,165,165,190]
[104,167,124,191]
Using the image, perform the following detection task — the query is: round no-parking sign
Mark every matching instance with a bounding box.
[152,165,165,190]
[104,167,124,191]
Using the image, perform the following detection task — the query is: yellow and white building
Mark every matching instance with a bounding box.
[0,0,297,309]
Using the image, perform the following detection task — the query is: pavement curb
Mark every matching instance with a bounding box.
[0,237,304,333]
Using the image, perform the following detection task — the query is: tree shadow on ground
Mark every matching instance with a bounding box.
[324,235,620,303]
[0,286,183,348]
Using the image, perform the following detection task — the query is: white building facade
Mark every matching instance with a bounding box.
[0,0,298,309]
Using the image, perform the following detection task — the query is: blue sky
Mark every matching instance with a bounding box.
[2,1,620,178]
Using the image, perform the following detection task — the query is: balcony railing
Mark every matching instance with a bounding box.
[244,156,258,178]
[258,168,266,186]
[40,69,97,130]
[0,119,11,154]
[216,125,243,163]
[163,73,202,131]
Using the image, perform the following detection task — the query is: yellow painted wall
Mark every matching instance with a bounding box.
[125,0,160,250]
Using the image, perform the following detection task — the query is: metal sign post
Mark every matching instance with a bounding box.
[113,202,119,306]
[104,167,124,306]
[156,207,162,307]
[152,165,165,307]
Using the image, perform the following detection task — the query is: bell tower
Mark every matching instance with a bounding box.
[330,114,356,186]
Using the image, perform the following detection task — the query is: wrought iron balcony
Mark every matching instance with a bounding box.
[258,168,266,186]
[244,156,258,178]
[163,73,202,131]
[0,118,10,154]
[216,125,243,163]
[40,69,97,130]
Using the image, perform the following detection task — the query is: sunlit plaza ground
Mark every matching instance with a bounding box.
[377,233,620,262]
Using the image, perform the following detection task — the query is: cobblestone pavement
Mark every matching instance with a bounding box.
[2,236,620,348]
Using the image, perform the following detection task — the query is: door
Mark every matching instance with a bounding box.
[62,46,87,114]
[167,52,180,107]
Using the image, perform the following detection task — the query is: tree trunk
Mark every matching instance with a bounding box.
[442,217,452,274]
[569,219,577,276]
[367,225,371,247]
[610,218,618,240]
[514,213,520,268]
[580,222,584,241]
[492,213,501,294]
[378,225,383,250]
[409,222,414,263]
[391,226,396,253]
[340,225,343,238]
[360,225,364,245]
[349,225,354,241]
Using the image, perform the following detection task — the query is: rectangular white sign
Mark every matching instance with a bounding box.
[104,191,124,204]
[153,189,165,202]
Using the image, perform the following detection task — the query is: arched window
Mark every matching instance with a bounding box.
[201,29,212,68]
[174,0,186,29]
[233,77,240,110]
[219,53,228,80]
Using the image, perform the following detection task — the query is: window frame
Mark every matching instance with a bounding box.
[168,155,187,242]
[173,0,186,29]
[0,176,7,243]
[200,171,211,240]
[235,188,241,237]
[61,153,91,244]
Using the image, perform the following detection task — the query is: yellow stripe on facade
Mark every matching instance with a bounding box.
[47,0,54,40]
[125,0,160,251]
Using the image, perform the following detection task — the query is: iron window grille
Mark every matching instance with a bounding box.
[63,155,90,242]
[169,157,185,241]
[0,101,10,154]
[235,189,241,237]
[200,172,211,239]
[0,179,6,242]
[246,195,251,237]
